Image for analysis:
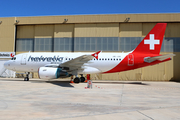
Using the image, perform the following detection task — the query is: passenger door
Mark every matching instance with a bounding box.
[21,54,27,65]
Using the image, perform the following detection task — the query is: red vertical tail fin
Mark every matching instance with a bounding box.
[133,23,167,54]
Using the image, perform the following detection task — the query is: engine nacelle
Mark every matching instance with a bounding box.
[38,67,69,79]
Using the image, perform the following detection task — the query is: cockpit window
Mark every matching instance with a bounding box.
[11,57,16,60]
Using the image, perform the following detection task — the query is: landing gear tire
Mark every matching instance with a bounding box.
[74,77,80,83]
[80,77,86,82]
[24,77,29,81]
[24,72,30,81]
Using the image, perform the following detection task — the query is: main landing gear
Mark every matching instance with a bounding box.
[80,74,86,82]
[73,74,86,83]
[24,72,30,81]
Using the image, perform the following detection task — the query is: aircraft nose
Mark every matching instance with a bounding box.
[4,61,10,69]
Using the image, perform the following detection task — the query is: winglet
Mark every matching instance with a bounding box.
[91,51,101,59]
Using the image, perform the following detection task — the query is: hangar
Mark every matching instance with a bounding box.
[0,13,180,81]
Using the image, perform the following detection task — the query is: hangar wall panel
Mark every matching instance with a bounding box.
[17,26,34,38]
[34,25,54,38]
[165,23,180,37]
[74,24,119,37]
[142,62,165,81]
[54,24,74,52]
[16,25,34,52]
[102,73,119,80]
[96,24,119,37]
[0,26,14,38]
[74,24,97,37]
[0,17,15,52]
[119,23,142,37]
[115,68,142,81]
[90,74,102,80]
[172,52,180,80]
[34,25,54,52]
[0,38,14,52]
[74,24,119,52]
[54,24,74,38]
[142,23,157,37]
[164,56,174,80]
[16,38,34,52]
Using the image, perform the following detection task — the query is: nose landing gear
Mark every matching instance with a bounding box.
[24,72,30,81]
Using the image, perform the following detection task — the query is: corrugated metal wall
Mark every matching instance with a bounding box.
[74,24,119,37]
[54,24,74,38]
[119,23,142,37]
[0,18,15,52]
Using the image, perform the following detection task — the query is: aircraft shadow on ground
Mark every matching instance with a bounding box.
[93,81,149,86]
[0,79,24,82]
[0,79,151,86]
[30,80,75,88]
[45,81,74,87]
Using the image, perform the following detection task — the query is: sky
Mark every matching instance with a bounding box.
[0,0,179,17]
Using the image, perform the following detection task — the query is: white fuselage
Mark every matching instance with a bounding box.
[4,52,129,74]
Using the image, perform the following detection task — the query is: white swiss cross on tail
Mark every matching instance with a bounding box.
[144,34,160,50]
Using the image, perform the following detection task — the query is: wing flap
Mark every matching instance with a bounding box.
[144,54,175,63]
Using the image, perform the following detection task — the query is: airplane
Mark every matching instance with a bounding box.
[4,23,175,83]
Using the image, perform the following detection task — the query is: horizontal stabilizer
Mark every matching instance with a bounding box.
[144,54,175,63]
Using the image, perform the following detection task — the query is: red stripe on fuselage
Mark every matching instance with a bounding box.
[103,53,171,73]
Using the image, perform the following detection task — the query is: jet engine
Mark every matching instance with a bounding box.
[38,67,69,79]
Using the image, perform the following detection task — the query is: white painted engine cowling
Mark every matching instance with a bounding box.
[38,67,68,79]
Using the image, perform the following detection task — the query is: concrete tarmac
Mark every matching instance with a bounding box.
[0,78,180,120]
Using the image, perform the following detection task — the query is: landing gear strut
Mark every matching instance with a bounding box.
[24,72,30,81]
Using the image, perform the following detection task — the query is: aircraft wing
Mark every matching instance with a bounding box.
[144,54,175,63]
[60,51,101,71]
